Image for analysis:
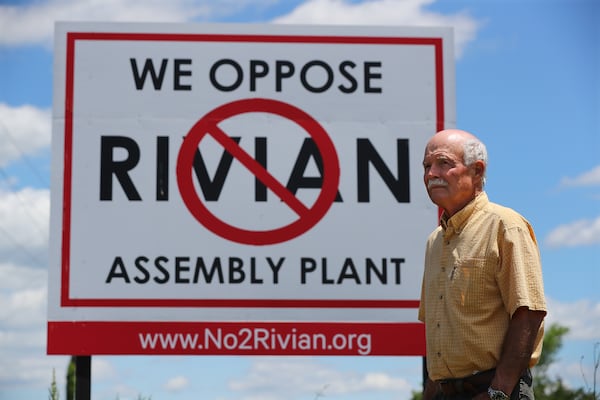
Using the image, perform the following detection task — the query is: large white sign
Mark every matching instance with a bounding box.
[48,22,454,356]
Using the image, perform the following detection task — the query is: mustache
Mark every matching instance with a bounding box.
[427,178,448,189]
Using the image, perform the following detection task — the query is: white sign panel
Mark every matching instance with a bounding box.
[48,22,454,356]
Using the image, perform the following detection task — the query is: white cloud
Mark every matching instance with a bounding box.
[546,298,600,341]
[560,165,600,187]
[92,357,118,381]
[0,262,47,291]
[0,328,46,350]
[229,357,412,399]
[0,103,51,167]
[0,265,48,390]
[531,298,600,390]
[0,261,67,392]
[0,353,69,389]
[356,371,412,391]
[273,0,479,58]
[0,0,480,59]
[0,0,199,47]
[0,188,49,263]
[0,286,47,329]
[547,360,598,393]
[548,165,600,248]
[0,0,275,47]
[164,375,189,391]
[545,216,600,248]
[106,383,141,400]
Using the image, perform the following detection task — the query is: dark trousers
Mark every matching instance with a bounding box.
[434,369,534,400]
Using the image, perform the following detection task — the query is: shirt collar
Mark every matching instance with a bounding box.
[440,192,488,236]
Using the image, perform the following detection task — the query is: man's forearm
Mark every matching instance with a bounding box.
[490,307,545,394]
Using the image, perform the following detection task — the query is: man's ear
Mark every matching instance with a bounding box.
[472,160,486,180]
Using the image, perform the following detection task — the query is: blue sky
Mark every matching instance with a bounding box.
[0,1,599,399]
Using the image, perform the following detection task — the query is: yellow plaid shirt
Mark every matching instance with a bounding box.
[418,192,547,380]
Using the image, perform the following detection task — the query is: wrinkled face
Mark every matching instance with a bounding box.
[422,139,480,217]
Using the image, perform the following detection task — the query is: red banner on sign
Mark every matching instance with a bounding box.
[48,321,425,356]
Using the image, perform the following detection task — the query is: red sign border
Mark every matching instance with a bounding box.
[60,31,446,309]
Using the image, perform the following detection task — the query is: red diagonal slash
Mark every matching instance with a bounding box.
[208,124,310,216]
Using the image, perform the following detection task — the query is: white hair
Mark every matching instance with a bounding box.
[463,139,488,186]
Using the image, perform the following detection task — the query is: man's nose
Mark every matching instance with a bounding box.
[425,165,439,178]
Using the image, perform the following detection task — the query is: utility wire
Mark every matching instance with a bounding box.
[0,167,48,241]
[0,115,50,188]
[0,223,46,268]
[0,111,51,269]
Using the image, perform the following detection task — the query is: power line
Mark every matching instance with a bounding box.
[0,111,51,188]
[0,110,51,269]
[0,167,48,240]
[0,167,49,269]
[0,223,46,268]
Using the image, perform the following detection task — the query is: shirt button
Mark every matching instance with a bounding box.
[439,295,443,300]
[437,352,442,357]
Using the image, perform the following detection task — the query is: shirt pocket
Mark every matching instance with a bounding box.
[448,258,487,308]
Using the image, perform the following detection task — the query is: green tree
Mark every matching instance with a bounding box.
[49,369,59,400]
[66,356,76,400]
[534,324,596,400]
[410,388,423,400]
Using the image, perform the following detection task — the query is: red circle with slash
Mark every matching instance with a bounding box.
[176,98,340,245]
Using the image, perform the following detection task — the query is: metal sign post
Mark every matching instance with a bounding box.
[75,356,91,400]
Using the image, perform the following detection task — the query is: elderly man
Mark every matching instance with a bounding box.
[419,129,547,400]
